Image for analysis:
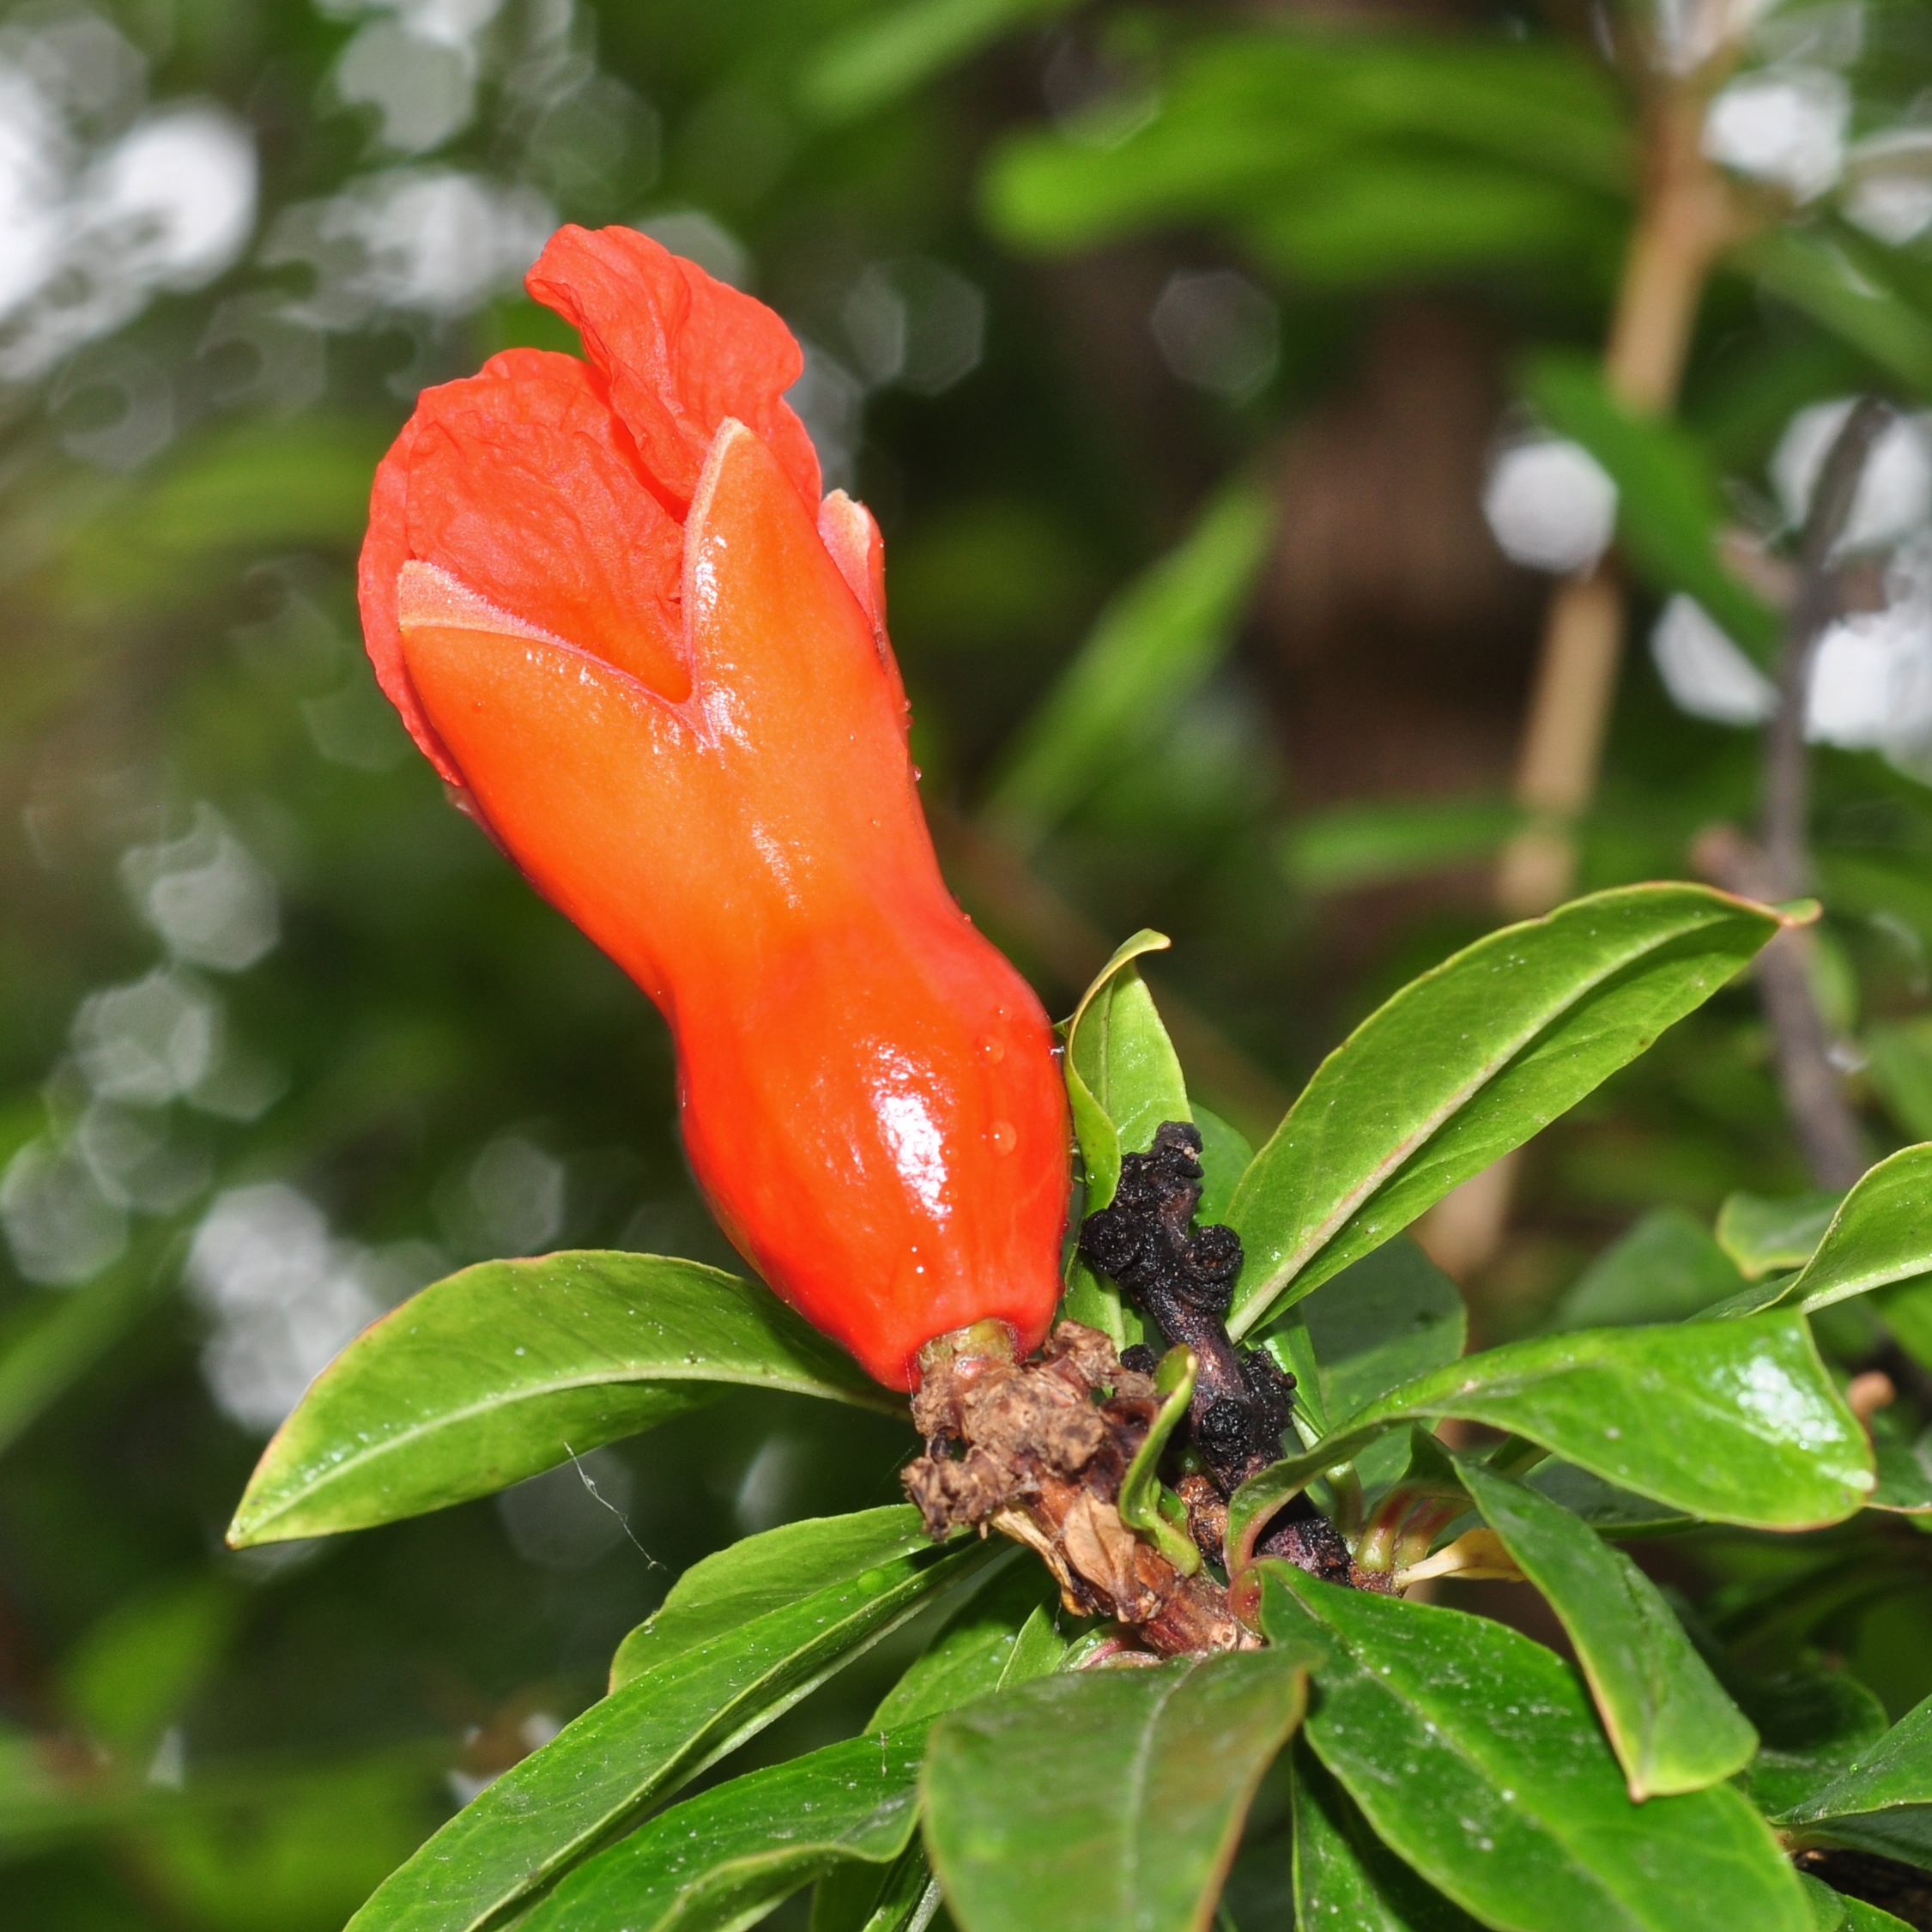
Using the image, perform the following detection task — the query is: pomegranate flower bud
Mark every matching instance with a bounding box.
[357,224,1069,1391]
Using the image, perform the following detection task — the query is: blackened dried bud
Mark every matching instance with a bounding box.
[1078,1208,1148,1287]
[1197,1396,1253,1466]
[1239,1348,1296,1447]
[1186,1224,1242,1285]
[1118,1343,1160,1377]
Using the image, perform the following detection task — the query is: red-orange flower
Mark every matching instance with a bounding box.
[358,225,1069,1390]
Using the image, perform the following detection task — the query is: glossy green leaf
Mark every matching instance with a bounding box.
[611,1507,935,1693]
[228,1252,897,1547]
[347,1539,993,1932]
[1118,1348,1203,1575]
[1226,1312,1872,1568]
[1524,354,1779,661]
[800,0,1075,121]
[987,481,1275,851]
[817,1567,1066,1932]
[1063,930,1190,1214]
[1837,1893,1915,1931]
[924,1650,1311,1932]
[516,1729,930,1932]
[1769,1147,1932,1316]
[1551,1208,1746,1329]
[1225,885,1790,1337]
[1773,1693,1932,1865]
[1524,1463,1691,1536]
[1193,1105,1254,1225]
[1262,1567,1811,1932]
[869,1560,1064,1733]
[1870,1425,1932,1515]
[1457,1459,1756,1799]
[1717,1190,1843,1281]
[1292,1743,1484,1932]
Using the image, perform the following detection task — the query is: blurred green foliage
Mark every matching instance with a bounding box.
[4,0,1932,1923]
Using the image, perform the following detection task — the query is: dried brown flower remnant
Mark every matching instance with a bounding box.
[902,1319,1253,1656]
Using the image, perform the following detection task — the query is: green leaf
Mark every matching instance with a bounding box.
[228,1252,898,1547]
[1551,1208,1746,1329]
[515,1729,930,1932]
[1871,1424,1932,1516]
[1280,796,1523,895]
[819,1567,1066,1932]
[986,481,1275,851]
[346,1539,994,1932]
[1772,1693,1932,1866]
[0,1232,174,1461]
[1193,1105,1255,1225]
[924,1650,1311,1932]
[1457,1458,1757,1799]
[800,0,1076,121]
[1262,1567,1812,1932]
[1249,156,1611,288]
[1524,354,1780,662]
[1866,1020,1932,1142]
[1226,1312,1872,1569]
[1838,1894,1915,1931]
[1798,1874,1849,1931]
[1717,1190,1843,1281]
[611,1507,936,1693]
[1735,1666,1889,1821]
[1739,228,1932,401]
[1299,1237,1467,1422]
[1225,884,1790,1337]
[62,1577,242,1757]
[1063,930,1190,1212]
[1118,1348,1204,1576]
[869,1560,1065,1733]
[1767,1148,1932,1317]
[1525,1463,1691,1536]
[1292,1743,1484,1931]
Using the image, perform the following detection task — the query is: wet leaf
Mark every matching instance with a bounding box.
[1226,885,1790,1337]
[1263,1567,1811,1932]
[228,1252,897,1547]
[1457,1459,1756,1798]
[924,1650,1310,1932]
[346,1540,993,1932]
[1226,1312,1871,1568]
[1772,1694,1932,1866]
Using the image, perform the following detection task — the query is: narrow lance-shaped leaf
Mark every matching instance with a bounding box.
[1457,1458,1757,1800]
[1716,1190,1843,1281]
[1225,1313,1872,1573]
[1226,885,1792,1338]
[347,1537,994,1932]
[924,1650,1312,1932]
[1772,1693,1932,1867]
[986,480,1275,850]
[610,1506,936,1692]
[516,1729,933,1932]
[1057,930,1184,1345]
[816,1565,1068,1932]
[1262,1567,1812,1932]
[1292,1743,1485,1932]
[1753,1146,1932,1317]
[799,0,1079,123]
[228,1252,899,1547]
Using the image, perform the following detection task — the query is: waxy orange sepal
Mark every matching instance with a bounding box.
[358,226,1068,1390]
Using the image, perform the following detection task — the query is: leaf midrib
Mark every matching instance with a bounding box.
[243,1358,896,1535]
[1232,902,1738,1325]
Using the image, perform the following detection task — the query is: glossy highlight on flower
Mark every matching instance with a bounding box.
[356,224,1069,1390]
